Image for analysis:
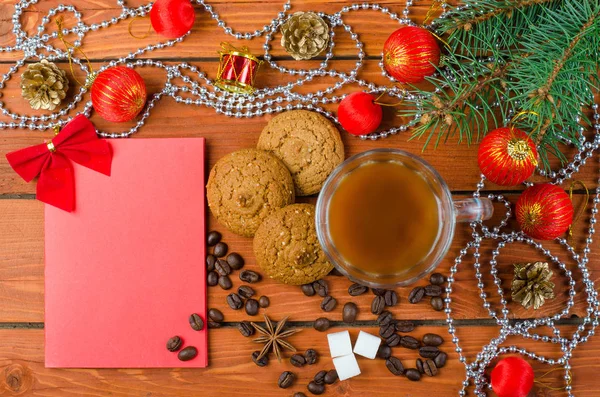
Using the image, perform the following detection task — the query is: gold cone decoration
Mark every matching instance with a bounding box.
[280,12,329,61]
[511,261,555,310]
[20,59,69,111]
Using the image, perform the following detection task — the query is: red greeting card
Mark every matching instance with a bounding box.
[45,138,207,368]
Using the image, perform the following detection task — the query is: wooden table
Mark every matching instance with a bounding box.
[1,1,599,395]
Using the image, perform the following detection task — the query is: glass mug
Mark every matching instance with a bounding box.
[316,149,493,288]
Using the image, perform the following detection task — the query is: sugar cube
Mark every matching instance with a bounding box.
[333,353,362,381]
[353,330,381,359]
[327,330,353,358]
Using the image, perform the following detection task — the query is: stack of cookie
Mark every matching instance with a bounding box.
[207,110,345,285]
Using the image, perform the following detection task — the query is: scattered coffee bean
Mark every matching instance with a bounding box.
[238,285,255,299]
[178,346,198,361]
[395,321,416,333]
[379,323,396,339]
[416,358,424,374]
[240,270,261,283]
[405,368,422,381]
[400,335,420,350]
[384,290,399,306]
[218,275,232,290]
[290,354,306,367]
[207,271,219,286]
[377,344,392,359]
[408,287,426,304]
[208,309,225,323]
[304,349,318,365]
[425,284,443,297]
[213,242,228,257]
[434,351,448,368]
[166,336,182,352]
[215,259,232,276]
[206,254,216,272]
[301,283,316,296]
[376,311,394,326]
[320,296,337,312]
[329,268,344,276]
[238,321,255,337]
[423,333,444,347]
[430,296,444,311]
[419,346,440,359]
[324,369,338,385]
[430,272,446,285]
[348,283,368,296]
[372,288,387,296]
[226,293,243,310]
[313,280,328,297]
[258,296,270,308]
[206,230,221,246]
[208,321,221,328]
[294,393,307,397]
[189,313,204,331]
[424,359,438,376]
[226,252,244,270]
[278,371,295,389]
[314,370,327,385]
[252,351,268,367]
[386,333,401,347]
[307,381,325,395]
[342,302,358,323]
[245,298,259,316]
[385,357,404,376]
[371,295,385,315]
[314,317,331,332]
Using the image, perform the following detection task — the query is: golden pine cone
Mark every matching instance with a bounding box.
[511,261,555,310]
[20,59,69,111]
[280,12,329,61]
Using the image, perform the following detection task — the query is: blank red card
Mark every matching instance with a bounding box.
[45,138,207,368]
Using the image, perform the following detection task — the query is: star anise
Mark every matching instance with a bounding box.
[251,315,301,362]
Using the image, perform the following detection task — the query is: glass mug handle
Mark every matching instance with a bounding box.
[453,198,494,223]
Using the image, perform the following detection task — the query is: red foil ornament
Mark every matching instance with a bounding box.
[516,183,574,240]
[338,92,383,136]
[383,26,441,84]
[215,43,262,94]
[91,67,147,123]
[478,127,538,186]
[490,357,534,397]
[150,0,196,39]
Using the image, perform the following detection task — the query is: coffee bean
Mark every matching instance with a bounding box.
[384,290,399,306]
[189,313,204,331]
[423,359,438,376]
[278,371,295,389]
[329,268,344,277]
[314,317,331,332]
[301,283,316,296]
[408,287,426,304]
[400,335,420,350]
[377,344,392,359]
[405,368,421,381]
[207,271,219,286]
[177,346,198,361]
[258,296,270,308]
[238,321,255,337]
[395,321,416,333]
[307,381,325,395]
[206,231,221,246]
[379,323,396,339]
[419,346,440,359]
[304,349,318,365]
[386,333,401,347]
[206,254,216,272]
[320,296,337,312]
[434,351,448,368]
[238,285,255,299]
[226,252,244,270]
[314,370,327,385]
[226,293,243,310]
[215,259,232,276]
[252,351,268,367]
[290,354,306,367]
[348,283,368,296]
[240,270,261,283]
[342,302,358,323]
[208,321,221,328]
[166,336,182,352]
[423,333,444,347]
[385,357,404,376]
[245,298,259,316]
[376,311,393,326]
[371,295,385,315]
[324,370,338,385]
[218,275,232,290]
[372,288,386,296]
[416,358,424,374]
[425,284,443,297]
[213,242,228,257]
[294,393,307,397]
[313,280,328,297]
[430,296,444,311]
[430,272,446,285]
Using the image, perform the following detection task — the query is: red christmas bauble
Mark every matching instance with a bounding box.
[383,26,441,84]
[516,183,574,240]
[150,0,196,39]
[478,127,538,186]
[491,357,534,397]
[91,67,147,123]
[338,92,383,136]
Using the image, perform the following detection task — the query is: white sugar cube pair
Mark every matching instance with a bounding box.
[327,330,382,381]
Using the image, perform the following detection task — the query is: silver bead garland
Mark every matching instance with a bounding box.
[1,1,599,395]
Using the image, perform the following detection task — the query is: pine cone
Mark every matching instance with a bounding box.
[20,59,69,111]
[280,12,329,61]
[511,262,555,310]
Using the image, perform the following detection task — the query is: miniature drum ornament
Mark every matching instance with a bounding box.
[215,42,262,94]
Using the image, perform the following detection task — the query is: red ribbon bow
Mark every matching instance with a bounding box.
[6,115,112,212]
